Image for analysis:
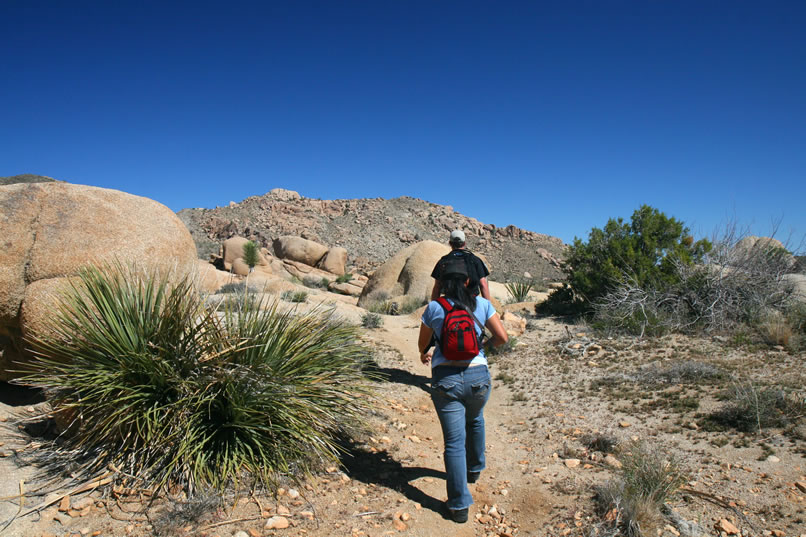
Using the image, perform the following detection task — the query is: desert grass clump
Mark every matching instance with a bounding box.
[336,273,353,283]
[24,264,377,493]
[505,281,533,303]
[302,276,331,289]
[594,441,688,536]
[709,383,805,433]
[361,312,383,329]
[217,282,259,294]
[757,311,793,347]
[281,290,308,303]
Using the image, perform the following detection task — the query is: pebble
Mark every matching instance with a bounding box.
[618,421,631,428]
[766,455,780,463]
[716,519,740,535]
[287,488,300,499]
[265,516,290,529]
[563,459,581,468]
[234,532,249,537]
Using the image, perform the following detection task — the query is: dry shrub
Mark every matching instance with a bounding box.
[758,311,792,346]
[594,441,687,536]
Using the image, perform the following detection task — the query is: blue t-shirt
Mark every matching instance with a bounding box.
[421,297,496,368]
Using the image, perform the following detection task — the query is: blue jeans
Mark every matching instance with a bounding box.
[430,365,492,511]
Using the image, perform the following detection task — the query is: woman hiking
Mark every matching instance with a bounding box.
[417,259,509,523]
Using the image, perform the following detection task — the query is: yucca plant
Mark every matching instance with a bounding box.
[505,281,533,303]
[24,263,376,493]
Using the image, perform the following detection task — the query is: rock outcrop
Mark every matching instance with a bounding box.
[358,241,450,308]
[177,190,566,283]
[0,182,198,380]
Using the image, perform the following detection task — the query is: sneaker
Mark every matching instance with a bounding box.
[450,508,469,523]
[467,471,481,484]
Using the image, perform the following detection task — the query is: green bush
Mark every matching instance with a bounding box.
[336,273,353,283]
[24,264,376,492]
[242,240,260,272]
[541,205,710,315]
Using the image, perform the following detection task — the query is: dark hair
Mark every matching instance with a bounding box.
[439,273,477,311]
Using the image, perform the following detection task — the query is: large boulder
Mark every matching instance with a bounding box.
[0,182,198,380]
[734,236,796,269]
[221,236,271,273]
[358,241,450,308]
[273,236,329,267]
[784,273,806,304]
[318,246,348,275]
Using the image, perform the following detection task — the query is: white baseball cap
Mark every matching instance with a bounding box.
[449,229,466,244]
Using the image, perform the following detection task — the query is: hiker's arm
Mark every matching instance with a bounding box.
[479,277,491,300]
[430,280,441,301]
[417,323,434,365]
[484,313,508,348]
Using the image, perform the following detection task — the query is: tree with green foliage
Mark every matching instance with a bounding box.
[544,205,711,314]
[242,240,259,273]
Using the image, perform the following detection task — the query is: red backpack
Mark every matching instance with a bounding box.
[435,297,483,360]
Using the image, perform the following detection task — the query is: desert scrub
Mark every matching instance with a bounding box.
[24,264,377,492]
[216,282,260,294]
[361,312,383,329]
[336,272,353,283]
[281,290,308,303]
[594,441,688,537]
[707,383,805,433]
[505,281,533,303]
[302,276,330,289]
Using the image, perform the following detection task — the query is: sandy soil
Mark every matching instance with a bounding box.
[1,310,805,537]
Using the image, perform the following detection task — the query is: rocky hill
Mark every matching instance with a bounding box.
[178,189,566,283]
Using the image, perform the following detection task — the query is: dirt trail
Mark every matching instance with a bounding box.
[2,311,805,537]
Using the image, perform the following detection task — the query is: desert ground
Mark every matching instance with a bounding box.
[1,304,805,537]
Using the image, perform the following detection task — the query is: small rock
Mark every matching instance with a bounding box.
[478,514,493,524]
[248,529,261,537]
[72,497,94,510]
[795,481,806,493]
[277,504,290,515]
[618,421,631,428]
[604,454,622,469]
[716,519,740,535]
[771,530,785,537]
[299,511,314,520]
[233,532,249,537]
[766,455,780,463]
[265,516,290,529]
[564,459,581,468]
[59,496,71,512]
[287,488,300,499]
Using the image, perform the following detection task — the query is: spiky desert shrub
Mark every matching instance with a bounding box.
[505,281,533,303]
[25,264,376,492]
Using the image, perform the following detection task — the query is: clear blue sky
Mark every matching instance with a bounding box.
[3,1,804,250]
